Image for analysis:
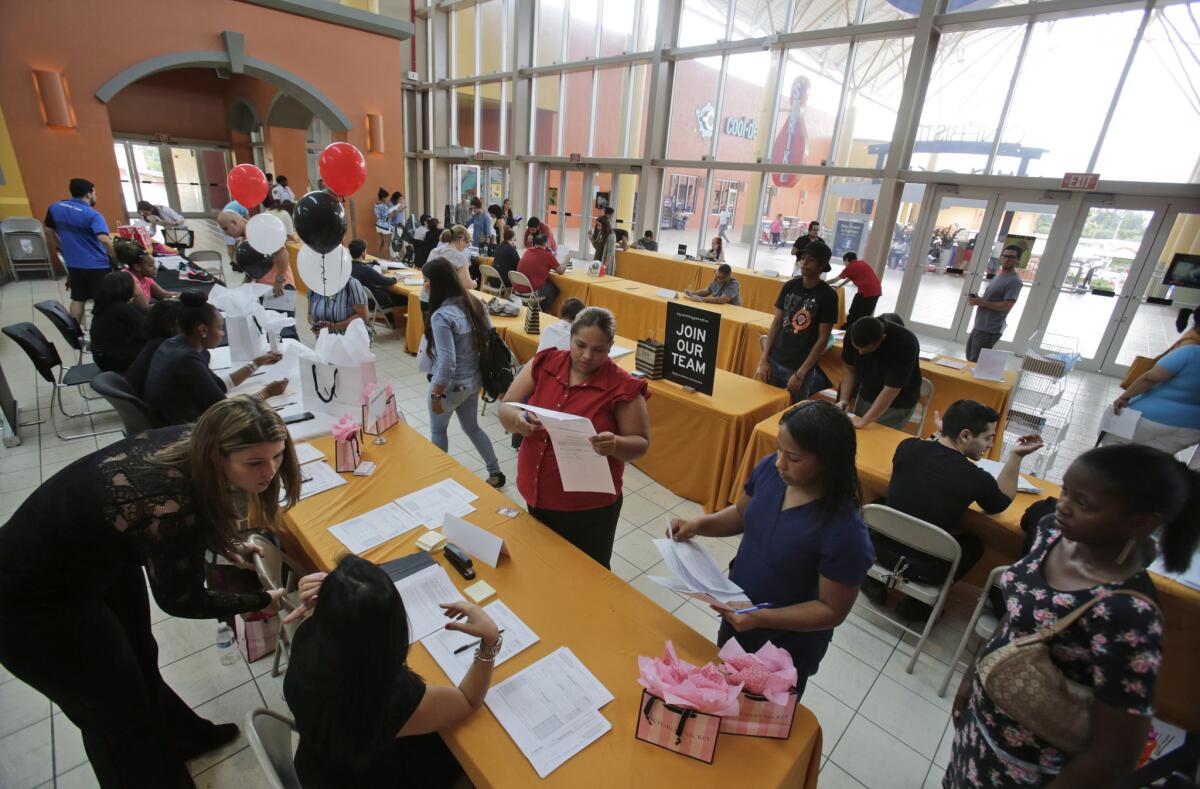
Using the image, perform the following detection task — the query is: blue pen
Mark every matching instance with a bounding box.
[733,602,775,614]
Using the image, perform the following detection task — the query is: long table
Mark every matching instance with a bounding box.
[280,422,821,787]
[731,412,1200,732]
[503,327,791,513]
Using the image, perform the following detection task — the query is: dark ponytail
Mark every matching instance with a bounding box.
[1077,444,1200,572]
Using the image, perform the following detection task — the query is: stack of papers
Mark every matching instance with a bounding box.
[975,458,1041,494]
[292,442,325,465]
[421,601,539,683]
[208,346,232,371]
[609,344,633,359]
[392,564,466,643]
[292,461,347,500]
[935,358,968,370]
[329,501,422,554]
[486,648,613,778]
[918,350,939,361]
[396,479,479,527]
[648,538,744,606]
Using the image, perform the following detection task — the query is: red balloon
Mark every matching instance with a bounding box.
[318,142,367,196]
[227,164,268,208]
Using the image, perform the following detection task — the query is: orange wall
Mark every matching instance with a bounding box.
[107,70,232,142]
[0,0,407,241]
[267,127,309,194]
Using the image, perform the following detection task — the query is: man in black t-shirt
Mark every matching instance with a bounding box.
[838,316,923,430]
[869,399,1043,620]
[790,220,824,273]
[755,240,838,403]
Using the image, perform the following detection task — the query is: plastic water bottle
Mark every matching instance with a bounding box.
[216,622,237,666]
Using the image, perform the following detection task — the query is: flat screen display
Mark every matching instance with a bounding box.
[1163,253,1200,290]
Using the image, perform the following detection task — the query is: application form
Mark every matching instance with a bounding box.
[392,564,465,643]
[510,404,615,494]
[421,600,539,684]
[649,537,745,605]
[396,479,478,527]
[328,502,422,554]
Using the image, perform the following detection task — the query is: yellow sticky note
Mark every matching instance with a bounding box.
[464,580,496,603]
[415,530,446,553]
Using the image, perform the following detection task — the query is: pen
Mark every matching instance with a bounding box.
[453,629,505,655]
[733,603,775,615]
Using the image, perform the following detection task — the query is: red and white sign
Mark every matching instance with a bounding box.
[569,153,582,163]
[1061,172,1100,190]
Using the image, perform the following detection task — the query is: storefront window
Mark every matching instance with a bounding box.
[659,168,706,256]
[715,49,775,163]
[1096,4,1200,183]
[913,26,1025,175]
[997,11,1140,177]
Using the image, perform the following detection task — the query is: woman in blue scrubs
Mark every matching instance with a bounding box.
[669,400,874,697]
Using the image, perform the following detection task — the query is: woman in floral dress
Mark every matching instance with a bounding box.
[945,444,1199,788]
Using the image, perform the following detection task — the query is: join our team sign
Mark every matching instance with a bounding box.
[664,302,720,396]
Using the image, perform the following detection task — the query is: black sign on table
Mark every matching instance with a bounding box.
[664,301,720,396]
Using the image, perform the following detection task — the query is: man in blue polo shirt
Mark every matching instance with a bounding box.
[44,178,114,323]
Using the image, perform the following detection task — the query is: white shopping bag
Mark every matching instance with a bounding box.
[225,314,269,362]
[297,321,377,416]
[208,284,280,362]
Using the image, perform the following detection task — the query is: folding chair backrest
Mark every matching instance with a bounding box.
[507,270,534,297]
[247,534,305,593]
[759,333,768,352]
[189,250,222,265]
[862,504,960,563]
[478,264,503,295]
[904,376,935,436]
[34,300,85,352]
[245,709,301,789]
[90,372,158,436]
[3,322,62,382]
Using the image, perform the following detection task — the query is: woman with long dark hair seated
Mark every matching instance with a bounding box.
[89,271,147,373]
[0,397,300,787]
[669,400,874,698]
[283,554,501,788]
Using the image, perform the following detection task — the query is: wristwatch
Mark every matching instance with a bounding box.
[474,634,504,663]
[430,392,445,401]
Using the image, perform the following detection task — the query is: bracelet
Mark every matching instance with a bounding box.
[245,361,258,373]
[474,634,503,663]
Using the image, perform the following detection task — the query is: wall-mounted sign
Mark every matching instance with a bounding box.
[569,152,582,163]
[664,302,719,396]
[1061,172,1100,190]
[724,116,758,141]
[695,102,716,140]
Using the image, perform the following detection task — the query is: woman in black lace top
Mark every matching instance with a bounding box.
[0,396,302,788]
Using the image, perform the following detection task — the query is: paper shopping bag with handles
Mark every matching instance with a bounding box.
[298,322,377,417]
[208,283,275,362]
[332,420,363,472]
[361,382,401,436]
[718,691,798,738]
[236,611,277,663]
[634,691,721,763]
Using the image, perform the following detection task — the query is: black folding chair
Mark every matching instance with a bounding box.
[89,372,160,437]
[34,300,88,364]
[2,322,118,440]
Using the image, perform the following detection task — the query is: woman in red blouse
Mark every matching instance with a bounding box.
[499,308,650,568]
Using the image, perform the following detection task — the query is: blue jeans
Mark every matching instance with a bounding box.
[428,378,501,477]
[766,357,820,404]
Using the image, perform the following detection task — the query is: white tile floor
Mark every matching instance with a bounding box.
[0,264,1152,788]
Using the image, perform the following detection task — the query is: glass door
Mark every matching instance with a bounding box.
[200,149,230,211]
[170,148,205,214]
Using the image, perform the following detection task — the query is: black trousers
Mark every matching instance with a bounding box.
[529,495,623,569]
[0,563,209,788]
[845,294,879,328]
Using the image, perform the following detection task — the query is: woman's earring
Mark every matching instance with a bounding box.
[1116,538,1137,565]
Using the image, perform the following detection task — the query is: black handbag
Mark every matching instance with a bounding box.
[868,529,953,586]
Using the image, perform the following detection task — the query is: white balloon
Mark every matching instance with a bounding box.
[246,213,287,255]
[297,244,351,296]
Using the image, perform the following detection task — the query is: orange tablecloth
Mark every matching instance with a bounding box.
[503,328,791,513]
[281,423,822,787]
[391,279,526,355]
[546,269,624,315]
[730,413,1200,731]
[732,326,1014,461]
[583,279,774,374]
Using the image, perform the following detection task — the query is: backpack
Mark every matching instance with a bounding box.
[479,328,518,402]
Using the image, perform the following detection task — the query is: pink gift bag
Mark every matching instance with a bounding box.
[634,690,720,764]
[334,431,362,473]
[362,394,401,436]
[718,691,799,738]
[236,611,277,663]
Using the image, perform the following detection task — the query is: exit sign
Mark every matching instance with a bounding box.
[473,151,486,161]
[569,153,582,163]
[1061,172,1100,190]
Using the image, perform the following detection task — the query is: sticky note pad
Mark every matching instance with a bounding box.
[415,530,446,552]
[464,580,496,604]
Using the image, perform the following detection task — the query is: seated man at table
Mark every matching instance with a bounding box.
[755,240,837,404]
[684,263,741,306]
[492,227,521,289]
[515,234,563,311]
[866,399,1044,620]
[348,239,405,335]
[632,230,658,251]
[522,216,556,253]
[837,316,922,430]
[536,297,585,353]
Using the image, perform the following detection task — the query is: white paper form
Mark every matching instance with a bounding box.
[421,600,539,684]
[510,404,615,494]
[292,442,325,465]
[485,647,613,778]
[935,358,968,370]
[972,348,1011,381]
[392,564,466,643]
[329,502,422,554]
[207,346,232,371]
[651,538,745,604]
[291,461,347,501]
[1100,405,1142,440]
[396,479,478,527]
[609,344,633,359]
[975,458,1042,494]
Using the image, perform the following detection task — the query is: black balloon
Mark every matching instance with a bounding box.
[294,190,346,254]
[235,240,273,279]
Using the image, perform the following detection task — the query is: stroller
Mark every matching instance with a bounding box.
[389,222,416,265]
